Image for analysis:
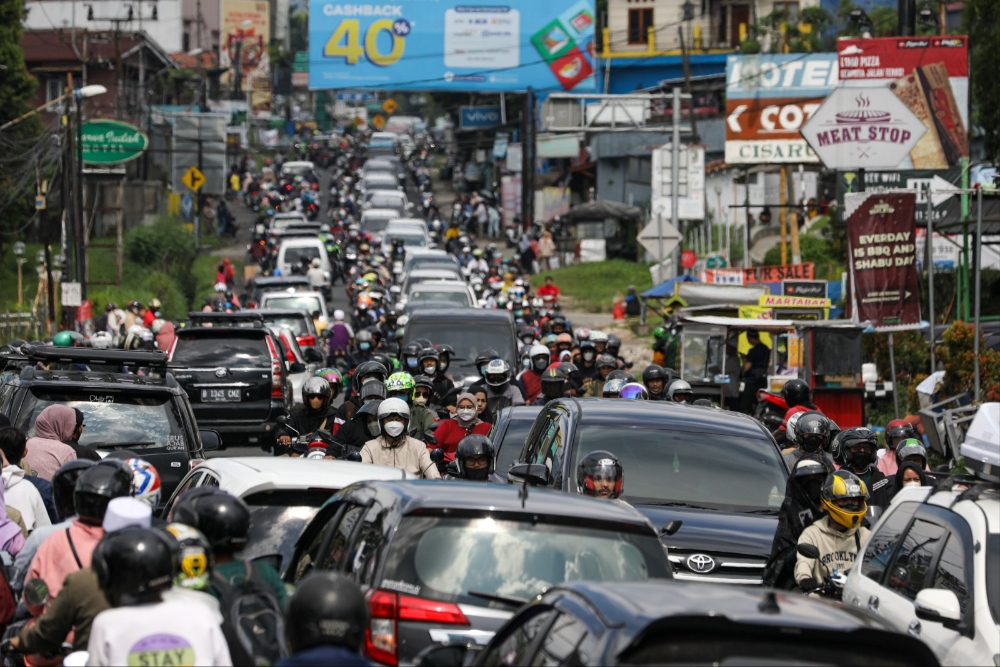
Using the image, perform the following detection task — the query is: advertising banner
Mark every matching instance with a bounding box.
[836,168,962,226]
[844,192,921,329]
[835,36,969,170]
[220,0,270,89]
[501,174,521,226]
[308,0,597,92]
[724,54,838,164]
[705,263,815,285]
[651,144,705,220]
[460,106,502,130]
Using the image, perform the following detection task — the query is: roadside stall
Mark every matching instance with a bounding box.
[677,316,866,428]
[561,200,643,262]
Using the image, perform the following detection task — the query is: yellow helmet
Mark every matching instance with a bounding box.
[820,470,869,529]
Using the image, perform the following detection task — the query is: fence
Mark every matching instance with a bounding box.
[0,312,44,346]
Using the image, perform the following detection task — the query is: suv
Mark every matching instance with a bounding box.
[254,309,323,360]
[0,346,219,501]
[257,290,329,332]
[284,480,671,665]
[403,308,518,386]
[168,313,301,448]
[508,399,788,585]
[246,276,310,308]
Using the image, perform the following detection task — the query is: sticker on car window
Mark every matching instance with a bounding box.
[381,579,420,596]
[167,435,186,451]
[89,395,115,403]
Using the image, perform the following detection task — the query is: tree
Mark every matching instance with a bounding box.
[290,10,308,53]
[965,0,1000,166]
[836,0,898,37]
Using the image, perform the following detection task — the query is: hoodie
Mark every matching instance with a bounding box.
[25,405,77,481]
[155,320,176,351]
[1,466,51,533]
[794,516,870,588]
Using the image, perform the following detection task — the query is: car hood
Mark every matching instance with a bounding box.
[634,504,777,557]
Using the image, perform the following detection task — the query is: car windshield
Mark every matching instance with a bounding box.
[386,234,426,247]
[410,290,470,306]
[369,138,394,148]
[238,489,333,575]
[283,246,321,266]
[260,316,309,337]
[170,333,270,367]
[406,257,456,272]
[17,389,186,450]
[262,295,323,316]
[271,217,306,231]
[362,216,394,233]
[406,319,516,371]
[573,426,786,512]
[382,515,668,606]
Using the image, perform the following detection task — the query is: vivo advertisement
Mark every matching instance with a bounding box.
[308,0,598,92]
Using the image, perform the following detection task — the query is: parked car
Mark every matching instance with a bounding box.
[488,406,544,481]
[284,480,672,665]
[403,308,518,385]
[421,580,940,666]
[1,346,219,501]
[160,457,416,577]
[508,398,788,585]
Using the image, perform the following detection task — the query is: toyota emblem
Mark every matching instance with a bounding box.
[214,368,227,378]
[686,553,716,574]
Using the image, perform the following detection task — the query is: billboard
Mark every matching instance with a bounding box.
[651,144,705,220]
[724,54,838,164]
[220,0,270,89]
[308,0,597,92]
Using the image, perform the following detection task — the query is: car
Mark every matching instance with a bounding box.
[383,219,431,249]
[168,315,299,448]
[362,172,402,194]
[258,290,329,330]
[400,268,465,298]
[402,249,461,275]
[403,308,518,385]
[283,480,672,665]
[253,308,323,357]
[360,208,402,241]
[364,157,406,183]
[275,237,331,278]
[273,327,318,406]
[0,346,220,502]
[423,580,940,666]
[160,457,416,577]
[246,276,310,308]
[364,191,411,218]
[279,161,316,179]
[508,398,789,585]
[488,405,544,481]
[269,212,309,230]
[406,280,478,308]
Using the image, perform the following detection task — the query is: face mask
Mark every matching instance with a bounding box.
[533,358,548,372]
[413,396,428,406]
[583,352,595,362]
[439,360,449,373]
[522,358,531,369]
[514,310,523,317]
[851,451,872,469]
[383,421,405,438]
[801,437,823,453]
[367,421,381,437]
[465,466,489,481]
[406,358,418,370]
[423,364,437,375]
[457,408,476,422]
[903,480,922,488]
[359,343,370,351]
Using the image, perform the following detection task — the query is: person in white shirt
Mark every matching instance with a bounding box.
[162,523,223,624]
[88,527,231,666]
[0,428,52,533]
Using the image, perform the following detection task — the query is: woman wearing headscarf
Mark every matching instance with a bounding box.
[25,406,77,481]
[889,461,929,501]
[0,478,27,557]
[517,233,535,275]
[430,393,491,466]
[152,319,176,351]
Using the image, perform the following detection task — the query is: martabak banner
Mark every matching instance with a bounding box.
[308,0,598,92]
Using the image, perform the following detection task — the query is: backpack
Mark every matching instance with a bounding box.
[211,562,287,667]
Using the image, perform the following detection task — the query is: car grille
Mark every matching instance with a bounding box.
[667,548,766,584]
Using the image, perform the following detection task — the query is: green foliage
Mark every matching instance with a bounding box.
[965,0,1000,166]
[125,216,199,275]
[740,6,833,53]
[938,321,1000,402]
[761,233,845,279]
[836,0,899,37]
[290,10,309,53]
[862,330,929,414]
[529,259,653,313]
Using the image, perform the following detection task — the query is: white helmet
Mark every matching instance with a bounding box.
[333,309,345,321]
[484,359,510,387]
[214,282,227,293]
[668,380,694,403]
[150,319,165,335]
[90,332,113,349]
[311,258,321,268]
[377,397,410,421]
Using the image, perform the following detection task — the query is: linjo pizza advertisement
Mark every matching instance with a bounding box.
[836,36,969,169]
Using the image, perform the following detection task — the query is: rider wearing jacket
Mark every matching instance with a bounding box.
[276,378,338,454]
[773,380,820,447]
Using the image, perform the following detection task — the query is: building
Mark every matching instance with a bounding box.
[24,0,183,53]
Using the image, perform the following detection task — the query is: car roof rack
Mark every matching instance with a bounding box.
[22,345,169,368]
[186,312,266,327]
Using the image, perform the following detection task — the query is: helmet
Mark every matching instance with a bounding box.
[540,366,566,391]
[885,419,918,450]
[311,257,321,268]
[90,332,113,349]
[302,375,332,408]
[51,460,96,521]
[316,368,343,401]
[606,334,621,354]
[377,397,410,438]
[355,329,373,352]
[602,378,625,397]
[105,302,118,312]
[820,470,869,529]
[528,344,550,372]
[385,371,415,398]
[455,435,495,481]
[148,298,161,311]
[589,330,608,344]
[792,456,829,480]
[576,451,624,499]
[642,364,667,385]
[794,411,832,454]
[74,461,133,526]
[360,381,387,402]
[163,523,212,590]
[557,362,581,388]
[124,458,162,509]
[895,438,928,468]
[596,354,617,370]
[667,380,694,403]
[652,326,668,340]
[371,353,394,377]
[541,334,558,347]
[401,343,423,372]
[620,382,649,400]
[53,330,74,347]
[475,349,499,376]
[127,300,144,314]
[354,360,388,391]
[575,327,592,341]
[555,333,573,348]
[412,374,435,394]
[518,326,536,344]
[484,359,510,387]
[169,488,251,551]
[417,347,440,376]
[93,527,175,606]
[838,427,878,469]
[780,379,811,408]
[286,573,367,653]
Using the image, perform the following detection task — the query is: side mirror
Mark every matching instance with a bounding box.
[507,463,550,487]
[796,543,821,560]
[346,452,363,462]
[429,448,444,464]
[199,429,222,452]
[289,362,307,373]
[661,520,683,536]
[303,348,324,363]
[915,589,964,631]
[276,414,289,426]
[412,643,470,667]
[251,553,283,573]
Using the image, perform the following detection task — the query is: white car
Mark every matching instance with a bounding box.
[384,219,431,249]
[406,280,478,308]
[279,161,316,179]
[258,290,329,331]
[275,238,331,279]
[274,327,318,406]
[843,407,999,667]
[161,457,415,576]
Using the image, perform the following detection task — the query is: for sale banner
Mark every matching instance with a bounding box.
[844,192,921,329]
[704,263,815,285]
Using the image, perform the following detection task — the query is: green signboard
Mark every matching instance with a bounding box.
[80,119,149,165]
[293,51,309,73]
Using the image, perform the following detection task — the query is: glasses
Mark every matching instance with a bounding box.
[414,391,431,399]
[306,394,325,401]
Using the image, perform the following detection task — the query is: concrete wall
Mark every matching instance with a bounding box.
[24,0,184,53]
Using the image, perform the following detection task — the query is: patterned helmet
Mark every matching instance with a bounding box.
[124,458,162,509]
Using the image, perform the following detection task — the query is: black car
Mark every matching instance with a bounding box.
[0,346,220,501]
[403,309,518,386]
[284,480,671,666]
[420,580,940,666]
[508,398,788,585]
[168,313,302,448]
[488,405,543,482]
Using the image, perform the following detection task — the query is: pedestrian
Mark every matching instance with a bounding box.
[229,171,241,200]
[517,234,535,275]
[23,405,77,481]
[723,337,742,412]
[537,230,555,271]
[738,330,769,414]
[487,203,501,238]
[624,286,641,317]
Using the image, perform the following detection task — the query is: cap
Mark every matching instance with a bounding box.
[102,496,152,532]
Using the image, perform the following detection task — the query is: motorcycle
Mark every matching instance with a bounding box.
[754,391,789,431]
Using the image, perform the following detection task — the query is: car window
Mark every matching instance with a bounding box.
[261,295,323,316]
[987,534,999,624]
[238,490,331,573]
[361,216,393,232]
[861,501,919,582]
[410,291,470,306]
[405,319,517,372]
[931,530,971,618]
[481,608,558,667]
[348,503,386,586]
[319,503,367,572]
[493,416,535,476]
[170,333,269,367]
[531,613,601,667]
[532,415,562,472]
[261,316,309,337]
[887,519,946,601]
[164,471,204,516]
[282,246,321,266]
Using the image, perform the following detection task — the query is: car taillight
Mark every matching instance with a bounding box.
[296,335,316,348]
[265,337,284,399]
[365,590,468,665]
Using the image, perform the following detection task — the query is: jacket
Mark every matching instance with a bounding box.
[12,518,73,592]
[17,567,110,653]
[484,384,524,422]
[360,436,441,479]
[408,404,437,442]
[26,520,104,601]
[1,467,51,533]
[24,405,78,481]
[431,419,491,464]
[278,405,339,440]
[794,516,870,588]
[516,370,542,404]
[278,645,371,667]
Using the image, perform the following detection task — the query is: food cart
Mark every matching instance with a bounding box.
[677,315,866,428]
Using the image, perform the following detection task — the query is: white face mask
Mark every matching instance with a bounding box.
[383,421,405,438]
[412,396,428,406]
[457,408,476,422]
[903,480,922,488]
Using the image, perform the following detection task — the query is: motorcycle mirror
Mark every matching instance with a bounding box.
[796,543,821,560]
[660,520,683,536]
[429,448,444,464]
[276,414,289,426]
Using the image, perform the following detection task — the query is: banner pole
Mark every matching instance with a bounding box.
[888,332,900,419]
[926,183,936,374]
[974,186,982,402]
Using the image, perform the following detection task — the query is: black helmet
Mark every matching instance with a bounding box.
[74,461,133,526]
[606,334,621,355]
[401,343,422,373]
[411,338,434,351]
[52,460,96,521]
[837,427,878,469]
[455,435,495,481]
[417,347,440,376]
[576,451,623,499]
[302,376,332,408]
[354,360,388,392]
[557,362,580,389]
[475,348,499,376]
[642,364,667,384]
[780,379,811,408]
[795,411,832,453]
[286,572,367,653]
[371,353,394,376]
[355,329,373,346]
[596,354,617,370]
[169,488,251,552]
[93,527,176,607]
[436,343,455,369]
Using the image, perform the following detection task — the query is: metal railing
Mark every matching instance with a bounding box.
[600,24,735,57]
[0,312,43,346]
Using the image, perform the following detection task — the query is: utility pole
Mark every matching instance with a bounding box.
[926,183,936,373]
[898,0,916,36]
[788,164,801,264]
[521,87,535,232]
[778,166,788,264]
[670,87,681,277]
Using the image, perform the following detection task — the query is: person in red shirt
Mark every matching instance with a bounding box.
[430,393,491,465]
[536,276,560,301]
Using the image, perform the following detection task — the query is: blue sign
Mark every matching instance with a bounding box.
[460,106,502,130]
[308,0,597,92]
[336,91,372,102]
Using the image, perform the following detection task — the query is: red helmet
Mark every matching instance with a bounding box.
[885,419,917,449]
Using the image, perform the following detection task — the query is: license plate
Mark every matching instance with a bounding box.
[200,388,242,403]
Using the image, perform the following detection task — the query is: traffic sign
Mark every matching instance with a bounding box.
[705,254,727,269]
[61,282,82,307]
[182,166,206,192]
[370,114,387,131]
[681,250,697,269]
[636,219,682,262]
[382,98,398,114]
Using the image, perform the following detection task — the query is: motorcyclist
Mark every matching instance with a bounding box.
[782,411,835,470]
[667,380,694,404]
[315,368,343,404]
[345,329,375,368]
[577,451,624,501]
[307,257,327,292]
[584,354,618,397]
[444,435,503,483]
[795,470,871,595]
[378,308,400,340]
[399,343,423,376]
[430,344,456,401]
[385,372,435,442]
[837,427,890,509]
[276,377,339,454]
[360,399,441,479]
[532,367,568,405]
[281,573,369,666]
[762,456,833,589]
[641,364,670,401]
[482,359,525,421]
[577,340,600,388]
[877,418,921,476]
[773,379,820,446]
[332,399,383,456]
[601,378,626,398]
[516,344,550,404]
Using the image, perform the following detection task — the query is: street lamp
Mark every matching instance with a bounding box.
[0,85,106,132]
[13,242,25,307]
[74,84,108,300]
